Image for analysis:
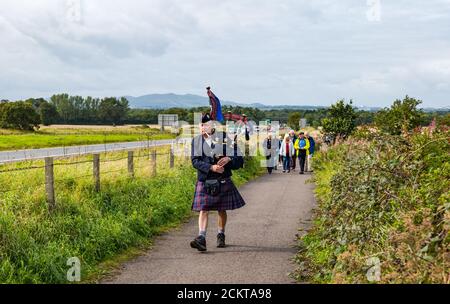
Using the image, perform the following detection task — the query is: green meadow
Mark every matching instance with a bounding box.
[0,125,175,151]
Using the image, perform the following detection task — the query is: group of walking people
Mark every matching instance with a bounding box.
[264,130,316,175]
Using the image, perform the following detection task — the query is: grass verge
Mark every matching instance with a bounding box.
[0,150,265,283]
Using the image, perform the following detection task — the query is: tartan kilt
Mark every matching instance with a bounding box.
[192,178,246,211]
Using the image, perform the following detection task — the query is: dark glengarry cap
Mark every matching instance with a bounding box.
[202,113,212,123]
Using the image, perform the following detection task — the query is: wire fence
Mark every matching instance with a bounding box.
[0,141,192,207]
[0,135,194,162]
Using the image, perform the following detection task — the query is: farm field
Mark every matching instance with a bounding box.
[0,125,176,151]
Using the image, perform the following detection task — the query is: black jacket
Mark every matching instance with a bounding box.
[191,132,244,182]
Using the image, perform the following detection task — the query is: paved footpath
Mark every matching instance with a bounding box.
[103,169,316,284]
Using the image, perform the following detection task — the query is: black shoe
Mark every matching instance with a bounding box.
[217,233,226,248]
[300,171,304,175]
[190,236,207,252]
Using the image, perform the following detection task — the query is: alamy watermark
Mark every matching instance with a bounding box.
[366,257,381,282]
[366,0,382,22]
[67,257,81,282]
[65,0,82,24]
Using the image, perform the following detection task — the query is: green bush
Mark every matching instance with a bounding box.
[0,101,40,130]
[293,128,450,283]
[374,96,425,135]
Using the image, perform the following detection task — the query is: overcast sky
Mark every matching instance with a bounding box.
[1,0,449,107]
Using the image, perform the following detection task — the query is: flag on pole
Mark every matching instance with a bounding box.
[207,87,224,122]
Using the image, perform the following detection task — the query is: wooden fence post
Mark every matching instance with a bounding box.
[93,154,100,192]
[45,157,56,211]
[170,146,175,168]
[151,150,157,176]
[128,151,134,178]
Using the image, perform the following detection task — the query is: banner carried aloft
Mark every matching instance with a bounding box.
[207,87,224,122]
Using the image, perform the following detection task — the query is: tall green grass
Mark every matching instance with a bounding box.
[0,150,264,283]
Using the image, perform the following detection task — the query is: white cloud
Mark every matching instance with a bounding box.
[0,0,450,107]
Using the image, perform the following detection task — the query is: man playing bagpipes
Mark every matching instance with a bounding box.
[189,88,246,252]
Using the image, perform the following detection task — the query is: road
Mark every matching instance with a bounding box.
[0,139,186,164]
[102,169,316,284]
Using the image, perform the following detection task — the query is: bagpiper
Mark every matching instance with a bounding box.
[190,112,246,252]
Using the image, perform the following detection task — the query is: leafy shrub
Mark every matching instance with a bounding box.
[321,100,357,143]
[374,96,425,135]
[293,127,449,283]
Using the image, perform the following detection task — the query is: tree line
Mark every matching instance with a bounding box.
[0,94,448,131]
[0,95,129,130]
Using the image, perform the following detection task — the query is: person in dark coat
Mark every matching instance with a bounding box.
[305,132,316,172]
[190,113,246,252]
[294,132,310,174]
[289,130,298,171]
[263,134,276,174]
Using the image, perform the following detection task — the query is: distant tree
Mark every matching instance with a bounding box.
[162,108,189,122]
[375,96,424,135]
[99,97,129,125]
[436,113,450,127]
[0,101,40,130]
[287,112,301,130]
[322,100,357,142]
[68,95,84,123]
[83,96,101,123]
[39,102,60,126]
[50,94,72,123]
[125,109,159,124]
[25,98,47,110]
[356,110,376,126]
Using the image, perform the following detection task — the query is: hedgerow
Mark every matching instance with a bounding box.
[293,128,449,283]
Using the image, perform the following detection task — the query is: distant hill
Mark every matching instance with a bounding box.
[123,93,324,110]
[122,93,449,112]
[124,93,221,109]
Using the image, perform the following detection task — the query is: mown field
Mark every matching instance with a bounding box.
[293,128,449,283]
[0,125,176,151]
[0,145,265,283]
